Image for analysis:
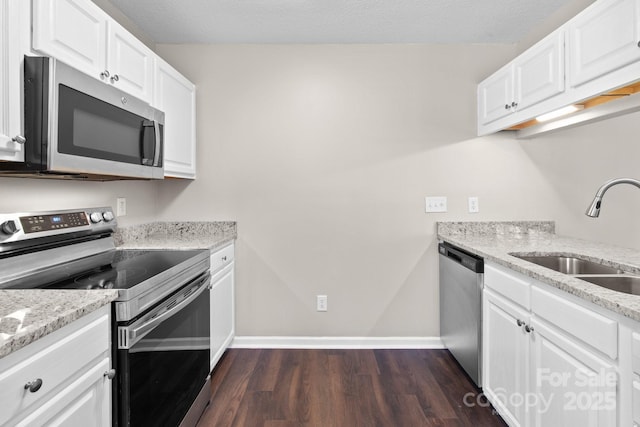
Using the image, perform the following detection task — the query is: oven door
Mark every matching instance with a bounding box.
[116,272,210,427]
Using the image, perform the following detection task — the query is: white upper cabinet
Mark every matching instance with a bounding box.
[32,0,153,103]
[569,0,640,88]
[106,21,153,102]
[154,58,197,179]
[32,0,106,79]
[478,65,514,125]
[0,0,27,161]
[515,30,565,110]
[478,30,565,128]
[479,0,640,136]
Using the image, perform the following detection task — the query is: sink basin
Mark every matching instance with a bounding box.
[511,254,625,275]
[579,276,640,296]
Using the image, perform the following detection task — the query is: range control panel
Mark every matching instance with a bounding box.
[20,211,90,234]
[0,207,116,244]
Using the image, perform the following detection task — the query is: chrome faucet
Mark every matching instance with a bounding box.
[586,178,640,217]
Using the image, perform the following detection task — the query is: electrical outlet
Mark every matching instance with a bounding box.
[316,295,328,312]
[468,197,479,213]
[116,197,127,217]
[425,196,447,213]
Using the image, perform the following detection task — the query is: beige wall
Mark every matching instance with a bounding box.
[155,43,640,338]
[155,43,574,338]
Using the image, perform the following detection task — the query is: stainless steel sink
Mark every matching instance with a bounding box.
[511,254,625,275]
[578,276,640,296]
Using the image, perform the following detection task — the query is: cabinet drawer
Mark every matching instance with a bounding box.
[531,286,617,359]
[484,263,531,309]
[210,243,234,273]
[0,312,109,425]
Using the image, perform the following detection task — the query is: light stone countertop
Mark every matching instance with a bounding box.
[0,221,236,360]
[0,289,117,359]
[114,221,237,251]
[437,221,640,322]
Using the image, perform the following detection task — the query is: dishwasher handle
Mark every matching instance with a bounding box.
[439,243,483,273]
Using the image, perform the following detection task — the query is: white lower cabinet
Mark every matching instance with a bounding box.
[17,357,111,426]
[483,263,618,427]
[484,289,530,427]
[210,243,235,371]
[530,320,616,427]
[0,305,112,427]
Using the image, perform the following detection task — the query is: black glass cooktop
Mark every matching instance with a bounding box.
[8,249,207,291]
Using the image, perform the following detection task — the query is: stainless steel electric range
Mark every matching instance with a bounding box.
[0,207,211,427]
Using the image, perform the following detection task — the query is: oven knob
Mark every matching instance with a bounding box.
[102,211,114,222]
[89,212,103,223]
[0,220,19,235]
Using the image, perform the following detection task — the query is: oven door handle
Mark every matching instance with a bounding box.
[118,272,211,349]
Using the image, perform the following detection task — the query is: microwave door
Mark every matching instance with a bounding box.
[45,58,164,179]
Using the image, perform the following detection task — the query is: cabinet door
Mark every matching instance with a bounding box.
[0,0,25,161]
[107,21,153,103]
[569,0,640,87]
[483,289,530,427]
[154,58,197,179]
[515,30,565,110]
[530,320,617,427]
[478,65,514,125]
[32,0,107,80]
[210,264,235,371]
[15,358,111,427]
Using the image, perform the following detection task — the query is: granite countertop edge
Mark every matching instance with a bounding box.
[114,220,237,250]
[0,290,118,359]
[437,221,640,323]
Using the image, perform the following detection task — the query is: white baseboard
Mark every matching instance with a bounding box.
[231,336,444,349]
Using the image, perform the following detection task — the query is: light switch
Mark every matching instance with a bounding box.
[425,196,447,213]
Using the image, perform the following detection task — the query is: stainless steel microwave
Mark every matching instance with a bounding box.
[0,56,164,180]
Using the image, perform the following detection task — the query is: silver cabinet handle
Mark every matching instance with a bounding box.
[110,74,119,83]
[525,324,534,333]
[104,369,116,380]
[24,378,43,393]
[11,135,26,144]
[100,70,110,79]
[222,256,228,262]
[516,319,525,327]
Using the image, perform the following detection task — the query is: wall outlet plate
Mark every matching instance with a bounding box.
[316,295,328,312]
[425,196,447,213]
[116,197,127,217]
[468,197,479,213]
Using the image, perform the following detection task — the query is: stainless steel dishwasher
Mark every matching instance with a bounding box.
[439,242,484,388]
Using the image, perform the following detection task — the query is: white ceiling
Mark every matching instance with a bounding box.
[109,0,572,44]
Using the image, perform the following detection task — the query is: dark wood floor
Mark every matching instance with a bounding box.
[196,349,507,427]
